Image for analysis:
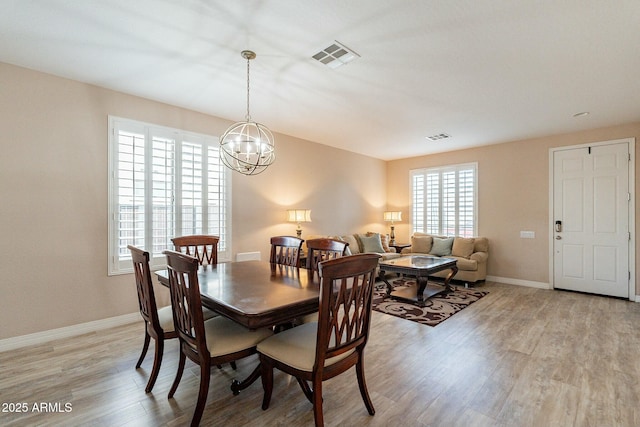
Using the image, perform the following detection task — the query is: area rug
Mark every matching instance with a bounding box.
[372,279,488,326]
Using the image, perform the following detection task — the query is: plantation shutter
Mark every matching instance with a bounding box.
[109,117,231,274]
[410,163,477,237]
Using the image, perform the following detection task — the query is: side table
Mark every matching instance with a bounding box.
[389,243,411,254]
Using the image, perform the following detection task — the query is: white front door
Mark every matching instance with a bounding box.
[552,141,630,298]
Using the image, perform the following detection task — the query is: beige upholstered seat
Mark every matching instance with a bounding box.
[164,250,273,427]
[257,322,354,371]
[257,253,381,427]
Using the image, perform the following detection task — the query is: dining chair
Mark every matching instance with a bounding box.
[257,253,381,427]
[163,250,274,427]
[300,238,350,324]
[128,245,178,393]
[171,235,219,266]
[270,236,304,267]
[305,238,349,271]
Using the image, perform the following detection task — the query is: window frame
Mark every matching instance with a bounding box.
[108,116,232,275]
[410,162,478,237]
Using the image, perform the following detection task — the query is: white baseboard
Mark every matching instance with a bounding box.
[236,251,261,262]
[486,275,551,289]
[0,312,140,352]
[488,276,640,302]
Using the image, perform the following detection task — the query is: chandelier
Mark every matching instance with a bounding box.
[219,50,275,175]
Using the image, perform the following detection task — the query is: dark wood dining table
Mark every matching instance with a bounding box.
[155,260,320,330]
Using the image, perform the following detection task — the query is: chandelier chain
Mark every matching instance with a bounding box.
[245,55,251,122]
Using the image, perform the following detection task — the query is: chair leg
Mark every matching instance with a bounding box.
[136,329,151,369]
[144,337,163,393]
[356,357,375,415]
[260,356,274,410]
[168,350,186,399]
[312,379,324,427]
[191,363,211,427]
[296,378,314,403]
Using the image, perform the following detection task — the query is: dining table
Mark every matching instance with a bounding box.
[155,260,321,330]
[156,260,321,394]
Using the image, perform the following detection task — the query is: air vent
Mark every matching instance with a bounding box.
[312,41,360,69]
[426,133,452,141]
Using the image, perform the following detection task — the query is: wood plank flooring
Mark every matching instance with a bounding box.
[2,281,640,426]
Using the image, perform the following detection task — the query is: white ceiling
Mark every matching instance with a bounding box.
[2,1,639,160]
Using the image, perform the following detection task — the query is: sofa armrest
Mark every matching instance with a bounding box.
[401,247,412,254]
[469,251,488,263]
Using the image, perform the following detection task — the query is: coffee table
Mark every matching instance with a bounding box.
[378,255,458,306]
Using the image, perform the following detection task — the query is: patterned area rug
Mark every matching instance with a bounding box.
[372,279,488,326]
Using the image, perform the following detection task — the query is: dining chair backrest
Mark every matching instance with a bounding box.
[129,245,179,393]
[305,238,349,271]
[315,253,380,367]
[171,235,219,266]
[128,245,161,335]
[164,250,209,359]
[270,236,304,267]
[256,252,382,426]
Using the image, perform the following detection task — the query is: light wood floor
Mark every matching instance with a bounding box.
[3,281,640,426]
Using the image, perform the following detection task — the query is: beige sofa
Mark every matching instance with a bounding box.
[401,233,489,284]
[303,232,402,261]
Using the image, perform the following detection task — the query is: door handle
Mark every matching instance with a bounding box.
[555,220,562,232]
[555,236,562,240]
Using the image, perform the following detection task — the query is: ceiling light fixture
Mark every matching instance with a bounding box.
[573,111,590,117]
[219,50,275,175]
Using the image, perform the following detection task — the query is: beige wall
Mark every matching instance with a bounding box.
[387,123,640,287]
[3,60,639,341]
[0,63,386,339]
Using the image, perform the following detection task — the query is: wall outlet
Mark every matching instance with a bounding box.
[520,231,535,239]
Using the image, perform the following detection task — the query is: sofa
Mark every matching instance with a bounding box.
[400,233,489,284]
[303,232,402,262]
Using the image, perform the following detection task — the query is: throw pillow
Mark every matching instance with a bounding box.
[367,232,391,252]
[359,234,386,253]
[340,235,360,254]
[452,237,475,258]
[411,235,433,253]
[430,237,454,256]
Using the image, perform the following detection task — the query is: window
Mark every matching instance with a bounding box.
[410,163,477,237]
[108,116,231,274]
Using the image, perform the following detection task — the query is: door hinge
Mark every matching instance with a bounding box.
[629,232,631,241]
[628,192,631,201]
[629,153,632,161]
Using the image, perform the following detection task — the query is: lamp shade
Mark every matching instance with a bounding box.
[383,211,402,222]
[287,209,312,223]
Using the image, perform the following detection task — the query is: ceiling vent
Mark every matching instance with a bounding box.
[426,133,452,141]
[312,41,360,69]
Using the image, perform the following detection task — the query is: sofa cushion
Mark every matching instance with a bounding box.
[411,235,433,253]
[359,234,386,253]
[380,252,402,261]
[452,237,475,259]
[340,234,361,255]
[367,232,391,252]
[430,237,454,256]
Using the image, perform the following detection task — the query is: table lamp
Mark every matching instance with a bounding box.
[383,211,402,245]
[287,209,312,238]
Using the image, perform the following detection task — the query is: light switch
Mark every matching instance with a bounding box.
[520,231,535,239]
